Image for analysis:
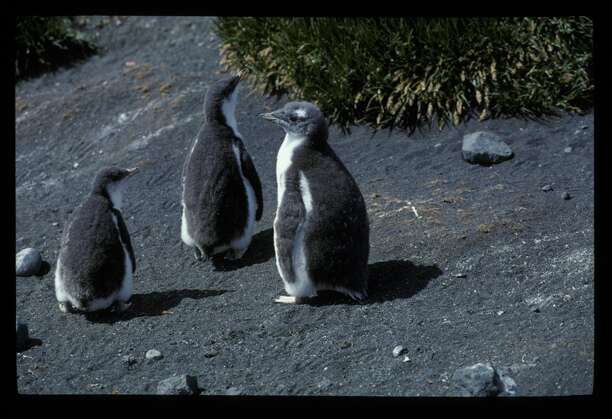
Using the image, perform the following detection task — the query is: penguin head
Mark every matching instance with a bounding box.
[260,101,328,143]
[204,75,241,127]
[92,166,139,209]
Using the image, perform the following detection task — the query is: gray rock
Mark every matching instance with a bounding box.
[497,373,517,396]
[462,131,513,165]
[392,345,407,357]
[564,146,573,153]
[121,354,137,366]
[451,362,513,397]
[16,248,43,277]
[16,320,29,352]
[541,185,553,192]
[562,192,571,200]
[526,294,562,312]
[339,341,351,349]
[203,349,219,358]
[145,349,163,361]
[157,375,199,395]
[317,378,332,390]
[225,386,243,396]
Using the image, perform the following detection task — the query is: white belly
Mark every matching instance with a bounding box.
[180,135,199,248]
[180,204,196,248]
[283,171,316,297]
[273,134,316,297]
[111,212,133,304]
[230,142,256,251]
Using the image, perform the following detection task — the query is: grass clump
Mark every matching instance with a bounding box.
[215,17,593,134]
[16,16,97,81]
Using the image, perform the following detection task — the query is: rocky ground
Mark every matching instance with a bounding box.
[15,16,594,396]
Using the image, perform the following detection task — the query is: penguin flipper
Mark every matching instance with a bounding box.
[111,208,136,273]
[237,140,264,221]
[275,172,306,286]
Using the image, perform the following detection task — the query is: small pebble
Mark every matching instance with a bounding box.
[393,345,407,357]
[562,192,571,200]
[16,248,43,277]
[541,185,553,192]
[157,375,199,395]
[339,341,351,349]
[73,162,79,168]
[318,378,332,390]
[225,386,243,396]
[434,143,442,148]
[402,356,411,363]
[564,147,573,153]
[203,349,219,358]
[453,273,467,278]
[121,354,137,366]
[52,222,59,227]
[145,349,163,361]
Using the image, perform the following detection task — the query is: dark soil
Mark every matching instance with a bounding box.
[15,16,594,396]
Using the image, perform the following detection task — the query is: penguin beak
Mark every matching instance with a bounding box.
[260,111,287,125]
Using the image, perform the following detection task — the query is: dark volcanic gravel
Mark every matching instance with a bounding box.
[15,16,594,396]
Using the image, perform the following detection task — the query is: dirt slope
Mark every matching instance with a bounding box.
[15,16,593,396]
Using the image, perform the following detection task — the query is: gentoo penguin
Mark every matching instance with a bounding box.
[181,75,263,262]
[261,101,370,303]
[54,166,138,313]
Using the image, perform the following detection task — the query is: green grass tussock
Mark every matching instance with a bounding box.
[16,16,97,81]
[215,17,593,134]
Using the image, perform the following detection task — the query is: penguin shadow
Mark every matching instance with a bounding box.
[307,260,442,306]
[84,288,230,324]
[212,228,275,272]
[366,260,442,303]
[35,261,51,277]
[17,338,43,353]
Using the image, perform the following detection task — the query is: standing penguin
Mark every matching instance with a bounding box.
[261,101,370,303]
[181,75,263,262]
[54,166,138,313]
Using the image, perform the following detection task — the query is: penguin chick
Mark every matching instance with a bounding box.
[261,101,369,304]
[181,75,263,263]
[55,166,139,313]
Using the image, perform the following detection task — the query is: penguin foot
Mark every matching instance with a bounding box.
[193,247,204,261]
[58,301,74,313]
[114,301,132,312]
[274,295,309,304]
[226,247,247,260]
[211,253,228,270]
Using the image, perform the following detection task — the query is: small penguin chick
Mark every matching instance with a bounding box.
[181,75,264,263]
[92,166,140,210]
[261,101,370,305]
[54,165,139,313]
